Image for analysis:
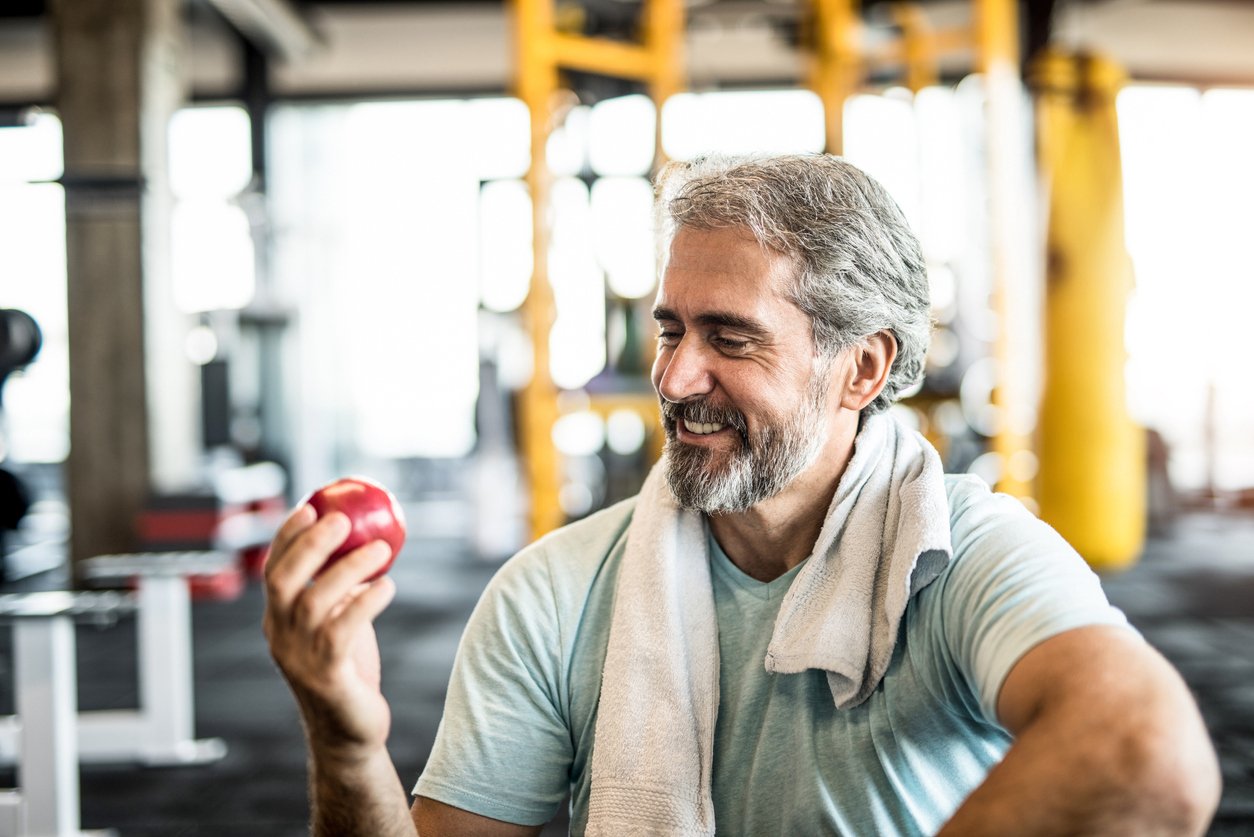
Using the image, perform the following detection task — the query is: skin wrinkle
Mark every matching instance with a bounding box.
[653,228,839,515]
[656,154,931,414]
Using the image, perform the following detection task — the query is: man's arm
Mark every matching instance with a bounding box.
[411,797,542,836]
[939,625,1220,836]
[263,507,544,837]
[263,506,418,836]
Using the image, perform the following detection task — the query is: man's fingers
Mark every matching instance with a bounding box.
[264,511,351,611]
[271,504,316,562]
[325,575,397,656]
[294,541,393,628]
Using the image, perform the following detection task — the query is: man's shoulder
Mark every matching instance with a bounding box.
[932,470,1096,602]
[942,471,996,515]
[530,495,638,560]
[941,472,1038,544]
[489,495,637,601]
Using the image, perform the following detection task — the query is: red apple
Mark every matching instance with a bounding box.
[305,476,407,580]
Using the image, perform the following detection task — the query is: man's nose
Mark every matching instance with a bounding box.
[655,339,715,404]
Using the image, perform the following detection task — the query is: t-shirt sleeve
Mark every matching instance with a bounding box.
[413,544,573,826]
[925,477,1134,727]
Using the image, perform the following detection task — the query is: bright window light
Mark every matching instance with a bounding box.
[463,97,532,180]
[552,410,605,456]
[550,177,606,389]
[591,177,656,299]
[0,175,68,463]
[606,408,647,455]
[337,100,483,458]
[479,179,533,312]
[914,86,967,263]
[0,112,62,183]
[844,93,922,230]
[589,94,656,176]
[661,90,825,160]
[169,107,252,199]
[548,106,591,177]
[171,201,256,312]
[1118,84,1254,490]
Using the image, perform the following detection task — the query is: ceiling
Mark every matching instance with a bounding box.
[2,0,1254,106]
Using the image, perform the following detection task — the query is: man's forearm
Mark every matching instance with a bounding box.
[938,686,1220,836]
[309,744,417,837]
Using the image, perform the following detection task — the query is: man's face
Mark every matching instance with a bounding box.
[651,226,839,513]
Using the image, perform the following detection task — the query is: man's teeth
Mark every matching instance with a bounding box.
[683,419,725,435]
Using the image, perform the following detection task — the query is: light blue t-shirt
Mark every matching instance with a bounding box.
[414,475,1129,835]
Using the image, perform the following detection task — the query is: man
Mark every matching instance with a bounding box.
[263,154,1220,836]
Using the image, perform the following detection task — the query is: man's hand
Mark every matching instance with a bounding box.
[940,625,1221,836]
[262,504,416,836]
[263,505,397,756]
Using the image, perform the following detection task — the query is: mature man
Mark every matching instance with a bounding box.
[264,154,1220,836]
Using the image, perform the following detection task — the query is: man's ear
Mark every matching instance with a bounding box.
[839,330,898,411]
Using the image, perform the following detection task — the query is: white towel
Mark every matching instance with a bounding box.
[586,412,952,837]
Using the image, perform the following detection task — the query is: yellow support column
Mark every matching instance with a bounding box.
[1031,50,1145,569]
[513,0,565,539]
[513,0,685,538]
[890,4,937,94]
[974,0,1036,502]
[644,0,684,164]
[809,0,859,155]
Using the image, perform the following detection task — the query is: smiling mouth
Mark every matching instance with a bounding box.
[682,419,726,435]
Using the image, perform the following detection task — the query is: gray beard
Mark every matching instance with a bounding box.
[661,371,830,514]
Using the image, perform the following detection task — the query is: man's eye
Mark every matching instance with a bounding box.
[713,336,749,352]
[657,331,681,346]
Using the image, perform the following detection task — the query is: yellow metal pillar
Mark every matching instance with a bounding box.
[512,0,684,538]
[974,0,1035,502]
[809,0,859,154]
[644,0,683,165]
[890,4,937,93]
[1031,50,1145,569]
[513,0,564,539]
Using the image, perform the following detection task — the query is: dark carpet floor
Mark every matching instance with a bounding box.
[0,508,1250,836]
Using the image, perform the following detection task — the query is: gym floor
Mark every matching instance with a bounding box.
[0,505,1251,836]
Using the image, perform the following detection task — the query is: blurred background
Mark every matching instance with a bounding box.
[0,0,1251,834]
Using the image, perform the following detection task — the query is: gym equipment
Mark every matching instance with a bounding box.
[0,310,41,404]
[0,590,132,837]
[0,552,233,767]
[0,309,41,581]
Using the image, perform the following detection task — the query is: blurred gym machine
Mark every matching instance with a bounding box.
[0,309,42,583]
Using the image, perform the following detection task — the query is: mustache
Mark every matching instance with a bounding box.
[659,398,749,439]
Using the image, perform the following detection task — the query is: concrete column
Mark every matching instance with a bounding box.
[53,0,195,570]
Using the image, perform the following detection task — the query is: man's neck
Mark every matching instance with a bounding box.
[707,425,858,583]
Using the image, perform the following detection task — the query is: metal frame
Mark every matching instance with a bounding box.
[0,592,130,837]
[0,553,232,768]
[807,0,1033,502]
[512,0,684,538]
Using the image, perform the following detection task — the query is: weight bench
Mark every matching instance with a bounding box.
[0,590,132,837]
[0,552,232,768]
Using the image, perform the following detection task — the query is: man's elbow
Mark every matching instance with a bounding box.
[1114,701,1221,835]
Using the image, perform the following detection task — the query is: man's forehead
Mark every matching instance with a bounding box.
[666,224,795,278]
[655,227,804,326]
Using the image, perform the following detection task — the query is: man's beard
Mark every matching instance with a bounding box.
[659,366,831,514]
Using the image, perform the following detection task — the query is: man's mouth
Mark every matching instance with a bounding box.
[682,419,726,436]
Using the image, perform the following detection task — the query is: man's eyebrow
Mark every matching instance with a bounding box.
[652,306,770,338]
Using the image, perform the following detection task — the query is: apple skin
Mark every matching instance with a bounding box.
[305,477,407,581]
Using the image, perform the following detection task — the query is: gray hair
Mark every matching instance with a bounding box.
[655,153,931,415]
